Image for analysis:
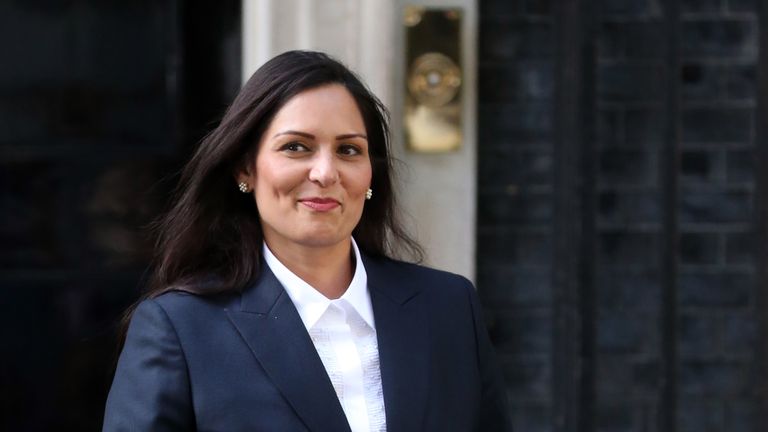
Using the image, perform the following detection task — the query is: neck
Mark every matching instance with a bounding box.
[265,238,354,299]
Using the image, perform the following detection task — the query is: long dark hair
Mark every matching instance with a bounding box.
[146,50,421,302]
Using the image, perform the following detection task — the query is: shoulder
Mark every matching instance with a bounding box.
[148,289,226,311]
[134,282,240,331]
[363,254,475,301]
[366,254,470,281]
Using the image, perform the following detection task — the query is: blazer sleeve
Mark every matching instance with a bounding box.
[465,281,513,432]
[102,299,194,432]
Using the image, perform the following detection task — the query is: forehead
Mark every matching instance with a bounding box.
[265,84,365,133]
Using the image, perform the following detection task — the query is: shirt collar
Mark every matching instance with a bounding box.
[262,238,375,331]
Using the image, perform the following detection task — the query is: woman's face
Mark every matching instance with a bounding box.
[240,84,372,253]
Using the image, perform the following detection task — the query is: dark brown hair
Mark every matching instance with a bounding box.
[145,50,421,301]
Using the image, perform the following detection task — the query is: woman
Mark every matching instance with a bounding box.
[103,50,511,432]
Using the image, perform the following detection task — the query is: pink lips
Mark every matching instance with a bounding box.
[299,197,340,212]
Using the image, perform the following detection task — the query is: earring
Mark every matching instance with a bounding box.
[365,188,373,200]
[238,182,250,193]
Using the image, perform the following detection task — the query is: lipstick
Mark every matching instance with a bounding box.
[299,197,340,212]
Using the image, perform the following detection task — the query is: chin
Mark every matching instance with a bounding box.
[291,229,349,249]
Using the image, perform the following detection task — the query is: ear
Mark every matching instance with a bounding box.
[235,171,251,185]
[234,158,255,185]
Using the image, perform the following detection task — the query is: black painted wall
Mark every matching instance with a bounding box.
[0,1,240,430]
[477,0,765,431]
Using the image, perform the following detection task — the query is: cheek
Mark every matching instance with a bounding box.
[363,170,373,194]
[255,160,302,198]
[346,174,371,199]
[356,163,373,190]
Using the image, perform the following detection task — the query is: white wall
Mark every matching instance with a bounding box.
[242,0,477,280]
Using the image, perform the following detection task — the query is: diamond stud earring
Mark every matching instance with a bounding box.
[365,188,373,200]
[238,182,250,193]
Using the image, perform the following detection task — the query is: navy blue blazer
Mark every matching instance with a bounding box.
[103,254,511,431]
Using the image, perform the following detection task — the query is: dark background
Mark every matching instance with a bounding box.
[477,0,766,431]
[1,0,766,431]
[0,1,241,430]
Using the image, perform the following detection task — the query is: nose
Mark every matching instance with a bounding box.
[308,149,339,187]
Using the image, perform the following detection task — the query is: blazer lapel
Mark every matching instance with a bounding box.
[226,266,351,432]
[365,256,430,432]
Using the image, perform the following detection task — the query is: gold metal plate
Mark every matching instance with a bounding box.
[404,6,463,152]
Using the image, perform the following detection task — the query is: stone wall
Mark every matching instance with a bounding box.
[478,1,556,430]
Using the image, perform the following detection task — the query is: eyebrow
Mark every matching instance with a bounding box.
[273,130,368,140]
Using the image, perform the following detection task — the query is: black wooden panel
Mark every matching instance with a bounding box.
[753,0,768,430]
[0,1,241,430]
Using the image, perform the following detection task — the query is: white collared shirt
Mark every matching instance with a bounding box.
[263,239,386,432]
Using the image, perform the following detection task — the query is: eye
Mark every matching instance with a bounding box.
[279,142,310,153]
[338,144,363,156]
